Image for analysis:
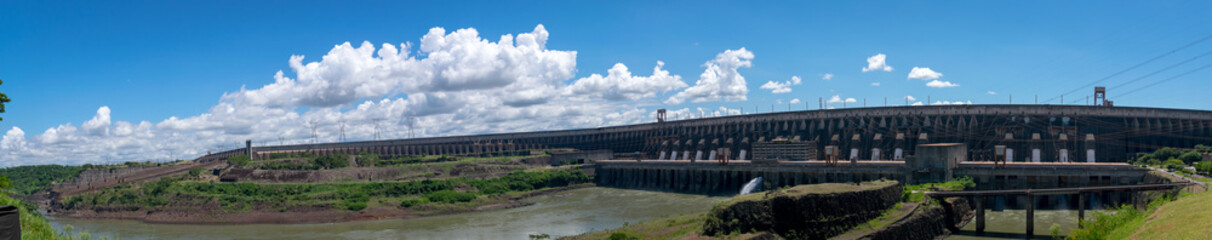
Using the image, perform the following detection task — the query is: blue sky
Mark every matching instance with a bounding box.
[2,1,1211,166]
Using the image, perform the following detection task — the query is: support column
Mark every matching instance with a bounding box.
[1026,193,1035,237]
[1078,193,1086,228]
[976,196,986,234]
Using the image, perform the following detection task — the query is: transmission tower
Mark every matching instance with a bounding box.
[338,119,347,142]
[372,118,384,140]
[307,120,320,143]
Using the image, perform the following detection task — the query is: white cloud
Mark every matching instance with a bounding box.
[565,61,687,101]
[925,80,959,88]
[861,54,892,72]
[932,100,973,105]
[907,67,942,80]
[222,25,577,108]
[911,101,924,106]
[664,48,754,105]
[789,98,801,104]
[0,25,716,167]
[1,127,26,150]
[905,95,917,101]
[759,76,801,94]
[987,91,997,95]
[821,73,834,80]
[827,95,857,104]
[870,82,880,86]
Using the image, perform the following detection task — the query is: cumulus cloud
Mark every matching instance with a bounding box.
[925,80,959,88]
[2,25,726,167]
[861,54,892,72]
[821,73,834,80]
[221,25,577,108]
[790,98,801,104]
[907,67,942,80]
[870,82,880,86]
[827,95,857,104]
[759,76,801,94]
[565,61,687,101]
[665,48,754,104]
[987,91,997,95]
[1,127,26,150]
[81,106,112,136]
[905,95,917,101]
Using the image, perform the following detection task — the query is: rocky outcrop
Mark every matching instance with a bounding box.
[858,197,972,240]
[702,180,902,239]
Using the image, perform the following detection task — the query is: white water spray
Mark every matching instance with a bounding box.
[739,177,763,195]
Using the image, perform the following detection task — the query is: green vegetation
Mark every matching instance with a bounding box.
[1135,147,1210,169]
[1,181,108,239]
[344,192,369,211]
[0,164,88,195]
[901,176,974,203]
[0,78,9,121]
[1068,191,1185,240]
[1109,190,1212,239]
[61,168,592,213]
[425,190,477,203]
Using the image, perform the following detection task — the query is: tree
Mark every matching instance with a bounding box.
[0,78,9,121]
[1179,151,1204,165]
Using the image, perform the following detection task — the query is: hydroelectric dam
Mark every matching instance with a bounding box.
[192,104,1210,197]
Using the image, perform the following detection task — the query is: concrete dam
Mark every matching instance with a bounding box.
[199,104,1212,164]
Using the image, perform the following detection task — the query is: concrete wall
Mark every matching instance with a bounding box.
[194,105,1212,164]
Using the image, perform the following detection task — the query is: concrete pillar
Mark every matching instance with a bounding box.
[1078,193,1086,228]
[976,196,985,234]
[1026,194,1034,236]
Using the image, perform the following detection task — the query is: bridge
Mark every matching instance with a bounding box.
[926,182,1193,235]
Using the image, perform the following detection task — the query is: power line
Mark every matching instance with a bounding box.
[1045,33,1212,103]
[1070,49,1212,103]
[1117,62,1212,98]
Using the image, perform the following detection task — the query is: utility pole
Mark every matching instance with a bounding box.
[278,136,284,145]
[1035,95,1038,104]
[863,98,867,107]
[884,97,887,107]
[1010,94,1013,104]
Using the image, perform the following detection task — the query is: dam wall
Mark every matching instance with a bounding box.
[192,105,1212,164]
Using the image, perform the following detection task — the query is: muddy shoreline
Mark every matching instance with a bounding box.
[47,184,591,225]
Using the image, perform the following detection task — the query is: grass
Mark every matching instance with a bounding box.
[1067,190,1188,240]
[1,190,109,239]
[1115,190,1212,239]
[59,167,591,214]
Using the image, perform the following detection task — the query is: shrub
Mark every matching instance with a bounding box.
[425,190,477,203]
[1196,161,1212,175]
[344,192,370,211]
[1179,151,1204,165]
[1165,159,1187,172]
[400,198,427,208]
[228,155,252,168]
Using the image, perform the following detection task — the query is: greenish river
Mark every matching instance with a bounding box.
[947,209,1103,239]
[50,187,728,240]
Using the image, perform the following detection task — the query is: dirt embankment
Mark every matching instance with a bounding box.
[48,184,591,224]
[702,180,902,239]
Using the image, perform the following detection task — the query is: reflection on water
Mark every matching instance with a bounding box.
[50,187,728,240]
[947,209,1103,240]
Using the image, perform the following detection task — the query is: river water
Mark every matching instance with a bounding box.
[947,209,1103,239]
[49,187,728,240]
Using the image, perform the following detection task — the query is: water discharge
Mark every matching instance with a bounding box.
[739,177,763,195]
[49,187,728,240]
